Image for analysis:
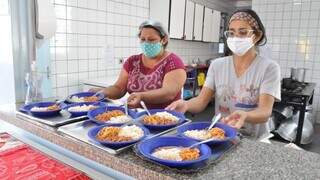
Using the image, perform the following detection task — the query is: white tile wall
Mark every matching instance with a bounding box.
[252,0,320,122]
[50,0,234,98]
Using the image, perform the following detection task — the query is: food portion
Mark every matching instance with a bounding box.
[96,125,144,142]
[184,127,226,140]
[70,95,99,103]
[30,104,60,112]
[152,146,200,161]
[143,112,179,125]
[95,110,131,123]
[67,104,98,112]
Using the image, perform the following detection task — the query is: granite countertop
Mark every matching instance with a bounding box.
[1,104,320,179]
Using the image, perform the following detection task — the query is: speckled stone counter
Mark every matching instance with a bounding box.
[1,104,320,180]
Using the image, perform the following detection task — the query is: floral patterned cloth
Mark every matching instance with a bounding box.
[123,53,185,109]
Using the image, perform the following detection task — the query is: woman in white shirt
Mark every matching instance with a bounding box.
[166,9,281,138]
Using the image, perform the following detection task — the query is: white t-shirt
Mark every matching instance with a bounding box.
[204,55,281,138]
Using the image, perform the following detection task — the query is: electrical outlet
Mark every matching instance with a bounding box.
[118,58,124,64]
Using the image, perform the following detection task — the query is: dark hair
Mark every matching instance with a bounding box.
[138,20,169,49]
[224,9,267,55]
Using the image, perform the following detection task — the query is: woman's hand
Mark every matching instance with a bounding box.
[221,110,248,129]
[165,99,188,113]
[127,92,143,108]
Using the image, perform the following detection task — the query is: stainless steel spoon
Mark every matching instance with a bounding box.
[207,113,222,130]
[140,101,151,116]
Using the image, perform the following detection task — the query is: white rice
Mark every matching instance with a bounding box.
[70,96,85,103]
[184,130,212,140]
[118,125,144,140]
[68,105,97,112]
[30,107,50,112]
[154,112,179,122]
[107,115,131,124]
[152,147,183,161]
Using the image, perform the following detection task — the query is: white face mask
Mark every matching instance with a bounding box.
[227,36,254,56]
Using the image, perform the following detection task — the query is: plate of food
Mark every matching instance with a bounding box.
[137,136,211,168]
[20,102,62,117]
[176,122,237,145]
[66,92,105,103]
[87,106,135,125]
[136,109,186,131]
[87,124,150,148]
[63,102,107,117]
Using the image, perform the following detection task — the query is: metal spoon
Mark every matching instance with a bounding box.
[207,113,222,130]
[93,89,104,97]
[124,101,128,116]
[140,101,151,116]
[188,138,216,148]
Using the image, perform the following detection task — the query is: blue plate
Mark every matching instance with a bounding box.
[63,102,107,117]
[20,102,62,117]
[87,106,135,125]
[66,92,105,103]
[137,136,211,168]
[87,124,150,148]
[177,122,237,145]
[136,109,186,131]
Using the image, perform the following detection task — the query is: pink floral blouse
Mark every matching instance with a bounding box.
[123,53,185,109]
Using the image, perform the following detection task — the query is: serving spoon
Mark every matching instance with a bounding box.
[207,113,222,130]
[140,101,151,116]
[188,138,217,148]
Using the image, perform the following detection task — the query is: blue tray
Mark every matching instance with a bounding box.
[133,135,241,172]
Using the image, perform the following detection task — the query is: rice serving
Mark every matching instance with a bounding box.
[184,130,212,140]
[30,107,49,112]
[152,147,200,161]
[118,125,144,140]
[30,104,59,112]
[184,127,226,140]
[70,96,85,102]
[152,147,183,161]
[154,112,179,122]
[68,104,97,112]
[108,115,131,123]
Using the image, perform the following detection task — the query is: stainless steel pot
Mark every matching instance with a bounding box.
[290,67,308,82]
[276,111,314,144]
[273,105,294,119]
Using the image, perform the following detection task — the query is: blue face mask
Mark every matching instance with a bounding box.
[141,42,162,58]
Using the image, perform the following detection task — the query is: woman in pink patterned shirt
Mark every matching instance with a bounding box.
[91,20,186,109]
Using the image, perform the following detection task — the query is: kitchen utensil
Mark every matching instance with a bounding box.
[140,101,151,116]
[188,138,217,148]
[207,113,221,130]
[290,67,308,82]
[272,105,294,119]
[124,101,128,116]
[276,111,314,144]
[266,113,276,132]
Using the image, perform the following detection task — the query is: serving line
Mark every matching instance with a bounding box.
[1,104,320,179]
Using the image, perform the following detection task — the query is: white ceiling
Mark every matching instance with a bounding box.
[225,0,252,7]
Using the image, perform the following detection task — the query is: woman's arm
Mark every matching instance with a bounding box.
[245,94,275,123]
[222,94,275,129]
[92,68,128,99]
[165,87,214,113]
[127,69,186,107]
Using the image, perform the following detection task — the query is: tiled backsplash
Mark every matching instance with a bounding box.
[49,0,233,98]
[252,0,320,122]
